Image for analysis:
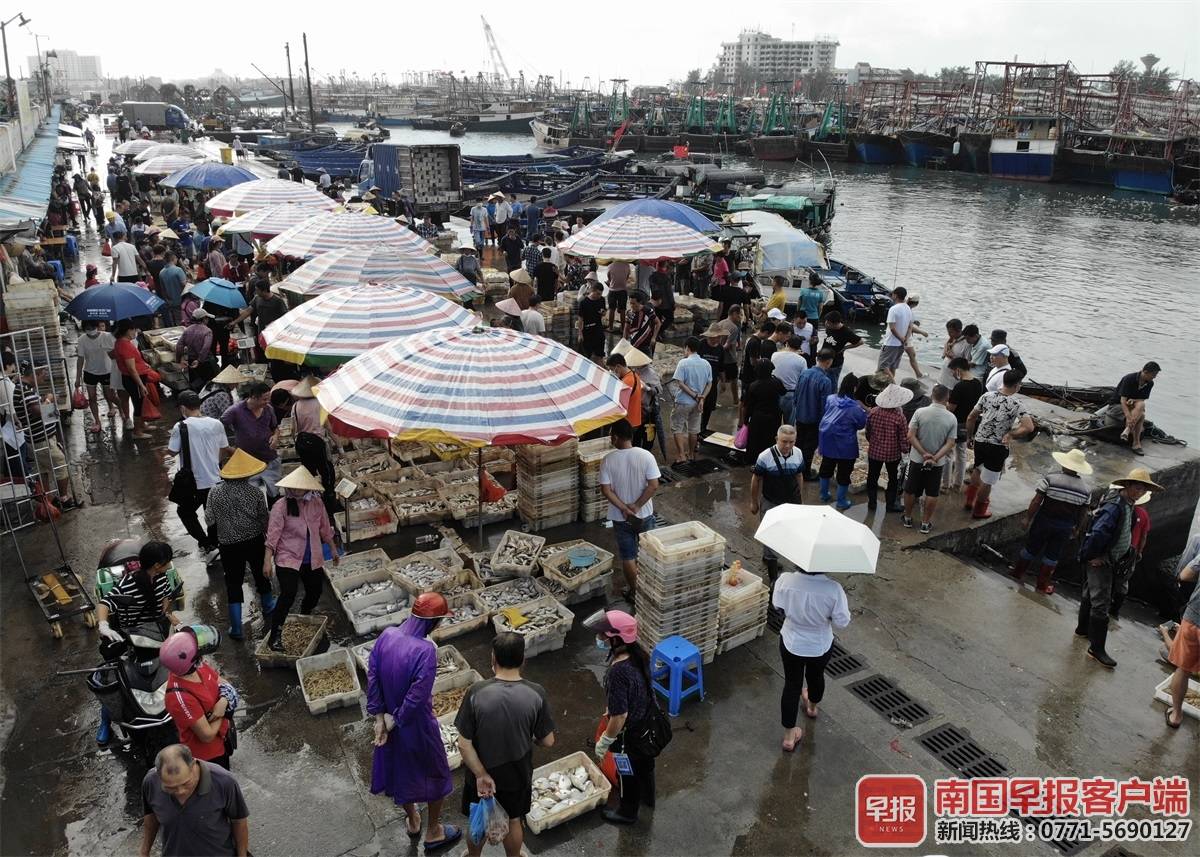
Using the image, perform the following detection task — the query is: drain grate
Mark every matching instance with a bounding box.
[825,640,867,678]
[846,674,933,725]
[917,723,1009,778]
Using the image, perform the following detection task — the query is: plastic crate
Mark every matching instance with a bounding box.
[438,712,462,771]
[390,495,449,526]
[391,552,457,594]
[435,645,472,680]
[254,614,328,669]
[717,621,766,654]
[519,509,579,533]
[477,577,552,615]
[296,648,363,715]
[638,521,727,564]
[541,571,613,606]
[490,596,574,658]
[432,668,482,718]
[351,638,377,673]
[637,572,724,612]
[1154,675,1200,721]
[718,569,770,611]
[341,584,411,636]
[526,752,612,835]
[542,543,614,590]
[345,507,399,541]
[491,530,548,576]
[430,592,489,642]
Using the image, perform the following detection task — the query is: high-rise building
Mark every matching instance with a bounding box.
[717,30,838,80]
[25,49,103,95]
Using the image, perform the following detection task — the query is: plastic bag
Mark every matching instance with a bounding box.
[71,388,89,411]
[733,423,749,450]
[468,796,510,845]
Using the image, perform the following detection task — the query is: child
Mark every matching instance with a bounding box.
[905,294,929,378]
[84,263,101,288]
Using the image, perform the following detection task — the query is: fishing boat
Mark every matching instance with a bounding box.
[956,131,993,172]
[751,135,802,161]
[849,131,903,164]
[449,122,466,137]
[988,63,1068,181]
[897,130,956,167]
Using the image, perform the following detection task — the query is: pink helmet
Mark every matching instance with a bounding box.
[161,631,199,677]
[583,609,638,644]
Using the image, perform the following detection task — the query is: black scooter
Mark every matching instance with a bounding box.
[85,609,176,768]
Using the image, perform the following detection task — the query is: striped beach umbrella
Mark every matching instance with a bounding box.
[275,245,476,301]
[265,211,436,259]
[134,154,211,176]
[133,143,206,162]
[113,139,157,156]
[206,178,337,217]
[217,203,328,240]
[160,162,259,191]
[556,214,720,261]
[314,326,629,445]
[262,283,476,366]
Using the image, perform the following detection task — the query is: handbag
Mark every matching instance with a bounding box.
[100,239,111,257]
[168,421,198,505]
[623,696,673,758]
[733,423,749,449]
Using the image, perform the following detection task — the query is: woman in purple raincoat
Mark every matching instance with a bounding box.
[368,593,462,853]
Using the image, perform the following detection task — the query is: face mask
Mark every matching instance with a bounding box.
[86,330,101,338]
[595,637,610,651]
[301,490,320,502]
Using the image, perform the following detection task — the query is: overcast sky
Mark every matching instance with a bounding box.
[18,0,1199,87]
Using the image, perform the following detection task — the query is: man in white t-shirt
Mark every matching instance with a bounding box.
[521,295,546,336]
[791,311,817,364]
[110,232,146,283]
[168,390,232,560]
[984,345,1013,393]
[876,286,913,380]
[770,336,808,392]
[598,419,660,600]
[74,321,120,431]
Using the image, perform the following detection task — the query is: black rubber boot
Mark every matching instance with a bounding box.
[1074,597,1090,637]
[1109,593,1124,620]
[1086,617,1117,668]
[764,558,780,584]
[267,624,284,652]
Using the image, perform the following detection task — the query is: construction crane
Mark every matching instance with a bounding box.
[481,16,511,86]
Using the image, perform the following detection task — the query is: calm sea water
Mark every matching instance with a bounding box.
[346,125,1200,443]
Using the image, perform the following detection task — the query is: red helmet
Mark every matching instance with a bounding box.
[412,592,451,619]
[583,609,638,644]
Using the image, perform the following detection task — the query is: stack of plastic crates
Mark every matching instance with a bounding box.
[515,440,579,532]
[635,522,726,664]
[576,438,611,523]
[716,565,769,654]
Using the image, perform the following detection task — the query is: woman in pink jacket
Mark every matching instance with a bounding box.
[265,466,338,651]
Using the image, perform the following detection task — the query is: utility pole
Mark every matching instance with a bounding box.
[285,42,296,116]
[302,32,315,131]
[1,12,30,151]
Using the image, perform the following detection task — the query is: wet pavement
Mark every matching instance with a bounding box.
[2,122,1198,857]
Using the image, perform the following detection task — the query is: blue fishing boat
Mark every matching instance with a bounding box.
[850,131,903,164]
[987,62,1068,182]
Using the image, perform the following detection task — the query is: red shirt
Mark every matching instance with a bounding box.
[164,663,228,761]
[113,337,151,377]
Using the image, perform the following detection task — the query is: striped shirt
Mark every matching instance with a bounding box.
[101,571,173,628]
[1037,472,1091,507]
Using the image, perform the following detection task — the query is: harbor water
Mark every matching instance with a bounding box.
[342,125,1200,444]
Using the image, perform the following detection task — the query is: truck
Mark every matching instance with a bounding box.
[118,101,191,131]
[364,143,462,216]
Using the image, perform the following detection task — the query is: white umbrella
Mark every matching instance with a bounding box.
[754,504,879,574]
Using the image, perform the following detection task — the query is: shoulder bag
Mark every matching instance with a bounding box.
[168,421,198,505]
[623,676,672,758]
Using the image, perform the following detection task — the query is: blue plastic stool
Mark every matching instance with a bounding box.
[64,234,79,260]
[650,635,705,717]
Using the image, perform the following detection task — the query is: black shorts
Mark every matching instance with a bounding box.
[720,363,739,383]
[974,441,1009,474]
[903,462,943,497]
[607,290,627,313]
[83,371,110,386]
[461,755,533,820]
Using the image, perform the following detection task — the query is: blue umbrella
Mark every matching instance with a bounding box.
[592,199,717,233]
[65,283,164,322]
[187,277,248,309]
[159,162,259,191]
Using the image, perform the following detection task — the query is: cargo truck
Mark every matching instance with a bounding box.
[119,101,192,130]
[364,143,463,216]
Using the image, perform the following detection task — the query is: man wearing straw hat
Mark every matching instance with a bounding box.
[205,449,275,639]
[1074,467,1163,668]
[221,381,282,500]
[1010,448,1093,594]
[290,376,323,438]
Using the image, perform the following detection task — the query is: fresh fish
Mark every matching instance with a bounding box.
[394,561,453,590]
[443,602,483,625]
[435,651,461,677]
[354,599,407,618]
[493,604,567,635]
[439,721,460,757]
[341,579,397,600]
[477,578,544,612]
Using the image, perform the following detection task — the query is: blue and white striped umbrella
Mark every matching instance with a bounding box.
[265,211,436,259]
[160,162,259,191]
[556,215,720,261]
[206,178,338,217]
[314,326,629,445]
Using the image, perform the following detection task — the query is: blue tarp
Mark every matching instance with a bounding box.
[0,104,61,227]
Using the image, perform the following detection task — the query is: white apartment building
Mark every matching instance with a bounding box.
[25,49,103,95]
[717,30,838,80]
[832,63,905,87]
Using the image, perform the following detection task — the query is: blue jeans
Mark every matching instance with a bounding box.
[1020,514,1075,567]
[825,365,843,389]
[613,515,657,562]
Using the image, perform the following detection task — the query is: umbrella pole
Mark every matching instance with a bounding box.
[476,448,484,549]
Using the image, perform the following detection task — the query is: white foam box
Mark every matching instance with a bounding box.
[1153,674,1200,721]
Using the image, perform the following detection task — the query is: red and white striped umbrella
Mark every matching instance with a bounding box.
[217,203,329,241]
[556,214,720,261]
[275,245,476,301]
[265,211,436,259]
[205,178,338,217]
[133,143,206,162]
[262,283,477,366]
[314,326,629,445]
[133,154,211,175]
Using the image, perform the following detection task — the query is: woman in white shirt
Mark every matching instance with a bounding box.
[772,568,851,751]
[74,321,120,431]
